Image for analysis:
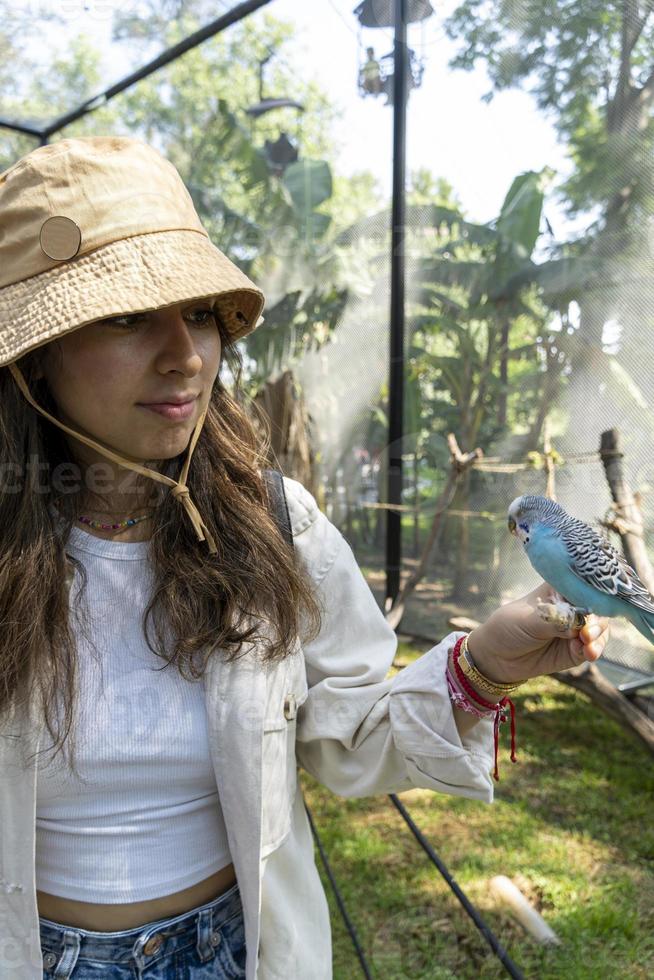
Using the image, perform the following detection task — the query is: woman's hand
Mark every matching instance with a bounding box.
[466,580,611,686]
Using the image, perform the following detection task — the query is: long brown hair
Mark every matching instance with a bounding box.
[0,319,322,776]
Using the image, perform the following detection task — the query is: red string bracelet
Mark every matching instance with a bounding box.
[450,635,517,781]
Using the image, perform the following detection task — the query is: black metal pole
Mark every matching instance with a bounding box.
[386,0,408,607]
[304,798,374,979]
[0,119,42,138]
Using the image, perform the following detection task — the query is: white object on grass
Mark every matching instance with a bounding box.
[490,875,561,945]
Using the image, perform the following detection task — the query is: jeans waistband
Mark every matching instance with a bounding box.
[39,880,243,974]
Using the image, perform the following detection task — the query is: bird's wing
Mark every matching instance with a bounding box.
[561,518,654,614]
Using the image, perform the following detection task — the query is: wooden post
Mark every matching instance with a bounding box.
[599,429,654,596]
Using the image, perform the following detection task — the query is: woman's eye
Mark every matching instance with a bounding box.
[107,315,141,327]
[103,309,216,329]
[190,309,217,326]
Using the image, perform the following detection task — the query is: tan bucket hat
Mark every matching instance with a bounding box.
[0,135,267,554]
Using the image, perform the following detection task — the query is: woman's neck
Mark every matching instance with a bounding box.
[54,493,156,542]
[73,517,153,543]
[70,445,165,520]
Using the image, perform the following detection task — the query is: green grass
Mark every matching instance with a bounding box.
[301,643,654,979]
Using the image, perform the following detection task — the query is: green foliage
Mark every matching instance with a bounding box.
[496,168,553,262]
[331,168,557,473]
[445,0,654,224]
[282,158,332,240]
[446,1,630,132]
[243,285,348,387]
[408,169,555,461]
[0,3,373,393]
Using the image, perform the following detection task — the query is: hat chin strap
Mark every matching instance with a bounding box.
[8,363,218,555]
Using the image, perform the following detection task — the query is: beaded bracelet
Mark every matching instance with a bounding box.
[445,668,495,719]
[448,635,517,781]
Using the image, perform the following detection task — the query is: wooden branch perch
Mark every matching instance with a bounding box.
[551,663,654,755]
[385,434,483,631]
[390,428,654,754]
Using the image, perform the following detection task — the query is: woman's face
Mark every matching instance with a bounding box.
[39,299,222,466]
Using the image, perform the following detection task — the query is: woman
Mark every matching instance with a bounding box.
[0,136,609,980]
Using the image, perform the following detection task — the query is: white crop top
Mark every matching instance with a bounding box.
[35,524,232,903]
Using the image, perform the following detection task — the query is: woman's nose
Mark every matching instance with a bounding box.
[155,312,203,374]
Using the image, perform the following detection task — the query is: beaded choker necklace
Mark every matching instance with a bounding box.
[77,512,154,532]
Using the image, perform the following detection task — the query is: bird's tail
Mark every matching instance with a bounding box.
[631,608,654,647]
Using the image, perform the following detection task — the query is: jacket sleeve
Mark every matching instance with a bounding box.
[283,477,496,804]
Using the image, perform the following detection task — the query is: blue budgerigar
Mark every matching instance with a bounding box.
[507,494,654,647]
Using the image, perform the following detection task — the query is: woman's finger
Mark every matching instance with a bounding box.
[578,615,610,646]
[572,623,610,661]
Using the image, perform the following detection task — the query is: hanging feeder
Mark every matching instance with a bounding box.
[355,0,433,101]
[263,131,299,176]
[358,45,424,102]
[353,0,434,28]
[245,54,305,174]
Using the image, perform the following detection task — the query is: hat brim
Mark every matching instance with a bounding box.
[0,229,265,367]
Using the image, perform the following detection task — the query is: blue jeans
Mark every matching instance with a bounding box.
[39,881,246,979]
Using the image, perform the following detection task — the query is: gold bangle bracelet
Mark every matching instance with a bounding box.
[459,635,524,696]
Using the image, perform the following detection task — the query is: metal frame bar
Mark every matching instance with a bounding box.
[304,797,373,979]
[0,0,274,142]
[599,657,654,694]
[389,794,525,979]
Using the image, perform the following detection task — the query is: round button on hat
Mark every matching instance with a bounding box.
[39,215,82,260]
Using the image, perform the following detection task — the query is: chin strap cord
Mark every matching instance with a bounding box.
[8,363,218,555]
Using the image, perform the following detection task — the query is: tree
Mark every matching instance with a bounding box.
[408,171,556,594]
[413,171,554,443]
[444,0,654,380]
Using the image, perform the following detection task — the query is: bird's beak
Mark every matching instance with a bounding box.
[508,516,516,535]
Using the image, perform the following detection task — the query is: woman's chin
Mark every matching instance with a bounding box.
[138,436,193,462]
[105,428,193,466]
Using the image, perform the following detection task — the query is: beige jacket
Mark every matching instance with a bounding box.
[0,477,495,979]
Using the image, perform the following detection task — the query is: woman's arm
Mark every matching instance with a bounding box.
[285,477,610,801]
[287,481,496,803]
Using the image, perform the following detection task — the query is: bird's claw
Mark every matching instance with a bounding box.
[570,607,591,630]
[536,594,590,631]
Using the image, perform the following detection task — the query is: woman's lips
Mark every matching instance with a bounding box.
[138,399,196,421]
